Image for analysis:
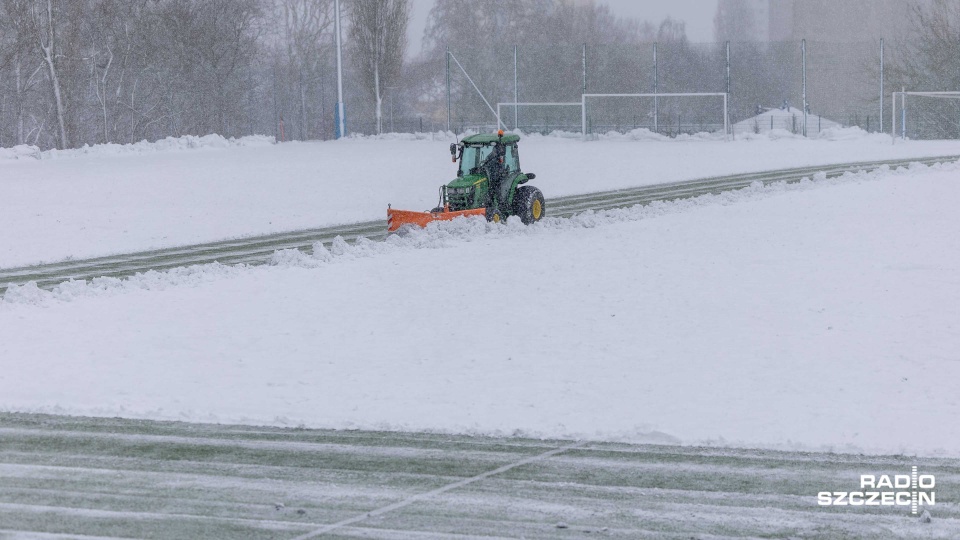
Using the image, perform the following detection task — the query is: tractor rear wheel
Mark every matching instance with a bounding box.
[514,186,545,225]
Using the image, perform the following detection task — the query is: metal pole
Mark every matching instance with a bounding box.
[581,94,587,140]
[880,38,884,133]
[582,43,587,96]
[902,87,906,140]
[654,42,659,133]
[726,40,731,139]
[724,94,729,140]
[891,97,896,139]
[801,38,807,137]
[334,0,345,139]
[725,41,731,95]
[582,44,587,138]
[446,48,451,133]
[514,45,519,130]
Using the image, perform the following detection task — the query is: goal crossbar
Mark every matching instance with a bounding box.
[892,91,960,143]
[581,93,729,140]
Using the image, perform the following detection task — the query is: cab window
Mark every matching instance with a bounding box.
[459,145,496,176]
[505,145,519,172]
[477,145,494,164]
[459,146,478,176]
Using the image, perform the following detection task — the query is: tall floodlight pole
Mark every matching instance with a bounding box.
[725,41,731,95]
[514,45,519,130]
[880,38,884,133]
[801,38,807,137]
[726,41,731,138]
[446,48,451,132]
[902,86,906,139]
[582,43,587,96]
[334,0,345,138]
[582,44,587,135]
[654,42,659,133]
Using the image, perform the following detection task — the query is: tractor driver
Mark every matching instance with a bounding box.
[479,134,508,215]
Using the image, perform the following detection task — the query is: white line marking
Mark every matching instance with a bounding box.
[0,529,141,540]
[912,465,919,514]
[289,441,584,539]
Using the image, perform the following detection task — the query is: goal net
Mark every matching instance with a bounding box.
[497,102,584,135]
[581,93,729,140]
[892,91,960,141]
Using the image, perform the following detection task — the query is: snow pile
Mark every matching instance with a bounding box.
[735,126,886,143]
[0,124,906,164]
[28,134,276,161]
[511,129,584,140]
[517,128,728,142]
[342,131,456,142]
[736,128,804,141]
[526,126,881,143]
[604,128,725,142]
[0,144,42,160]
[335,126,875,144]
[734,106,842,135]
[813,125,894,143]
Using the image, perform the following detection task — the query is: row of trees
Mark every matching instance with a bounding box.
[1,0,265,149]
[2,0,958,149]
[0,0,410,149]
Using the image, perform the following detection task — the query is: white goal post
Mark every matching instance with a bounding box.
[892,91,960,144]
[581,93,729,141]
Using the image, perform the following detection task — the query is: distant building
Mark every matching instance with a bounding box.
[776,0,927,42]
[715,0,769,42]
[717,0,929,43]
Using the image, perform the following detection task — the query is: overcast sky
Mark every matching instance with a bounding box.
[406,0,720,57]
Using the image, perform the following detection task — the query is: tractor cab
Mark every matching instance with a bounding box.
[453,133,520,177]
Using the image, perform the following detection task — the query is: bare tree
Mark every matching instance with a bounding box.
[272,0,335,139]
[1,0,45,145]
[349,0,410,134]
[83,0,150,144]
[26,0,70,149]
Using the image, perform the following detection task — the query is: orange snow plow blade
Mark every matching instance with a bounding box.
[387,206,486,232]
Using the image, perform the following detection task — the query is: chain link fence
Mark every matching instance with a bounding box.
[396,39,948,139]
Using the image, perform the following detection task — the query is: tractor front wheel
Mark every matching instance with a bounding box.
[485,206,503,223]
[514,186,545,225]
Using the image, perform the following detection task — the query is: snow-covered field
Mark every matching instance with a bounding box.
[2,158,958,457]
[1,130,958,267]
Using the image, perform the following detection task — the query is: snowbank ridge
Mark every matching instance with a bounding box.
[4,159,952,306]
[2,123,894,162]
[0,134,275,161]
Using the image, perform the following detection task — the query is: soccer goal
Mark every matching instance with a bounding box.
[892,91,960,143]
[496,102,584,134]
[581,93,729,140]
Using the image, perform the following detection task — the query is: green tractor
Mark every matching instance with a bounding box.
[387,131,544,231]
